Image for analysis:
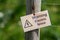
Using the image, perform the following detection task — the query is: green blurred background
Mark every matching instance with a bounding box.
[0,0,60,40]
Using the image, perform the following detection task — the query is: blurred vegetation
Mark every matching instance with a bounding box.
[41,0,60,40]
[0,0,26,40]
[0,0,60,40]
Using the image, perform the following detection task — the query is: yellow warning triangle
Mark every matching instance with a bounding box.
[24,20,33,28]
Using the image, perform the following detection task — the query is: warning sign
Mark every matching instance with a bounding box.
[24,20,33,28]
[20,10,51,32]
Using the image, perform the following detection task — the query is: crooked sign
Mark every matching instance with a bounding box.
[21,10,51,32]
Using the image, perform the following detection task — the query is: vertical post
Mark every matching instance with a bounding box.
[25,0,41,40]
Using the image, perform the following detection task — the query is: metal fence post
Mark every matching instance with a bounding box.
[25,0,41,40]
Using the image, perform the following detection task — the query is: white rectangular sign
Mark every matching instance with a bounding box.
[20,10,51,32]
